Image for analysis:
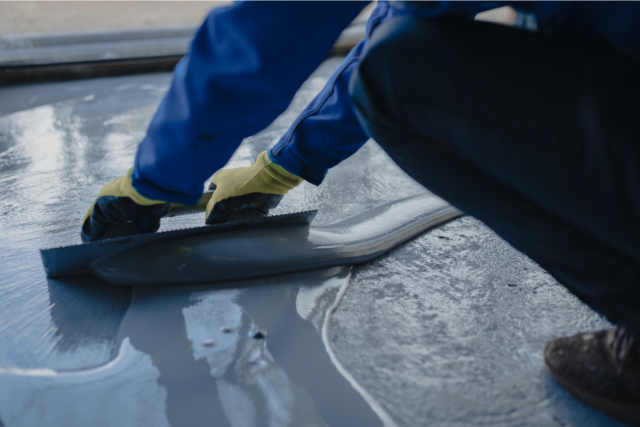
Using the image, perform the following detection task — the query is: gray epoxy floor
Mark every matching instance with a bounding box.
[0,57,627,426]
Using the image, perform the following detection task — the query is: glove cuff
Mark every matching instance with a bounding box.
[83,168,166,224]
[121,168,167,206]
[261,151,303,191]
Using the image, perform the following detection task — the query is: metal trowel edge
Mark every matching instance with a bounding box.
[41,210,317,278]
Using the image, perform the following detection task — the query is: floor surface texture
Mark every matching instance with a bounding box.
[0,57,626,427]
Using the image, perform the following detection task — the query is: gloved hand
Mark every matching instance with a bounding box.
[206,151,303,224]
[82,168,171,242]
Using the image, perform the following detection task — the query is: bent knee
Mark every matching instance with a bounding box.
[349,15,490,147]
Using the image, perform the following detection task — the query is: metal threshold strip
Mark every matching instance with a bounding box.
[0,23,365,87]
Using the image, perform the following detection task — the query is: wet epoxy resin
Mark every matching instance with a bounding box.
[0,58,624,426]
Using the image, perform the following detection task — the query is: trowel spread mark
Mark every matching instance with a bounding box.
[320,268,399,427]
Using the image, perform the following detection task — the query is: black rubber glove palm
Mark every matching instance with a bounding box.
[82,169,170,242]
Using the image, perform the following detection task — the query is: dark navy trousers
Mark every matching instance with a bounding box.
[350,16,640,336]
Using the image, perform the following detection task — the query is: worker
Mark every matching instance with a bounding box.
[82,2,640,424]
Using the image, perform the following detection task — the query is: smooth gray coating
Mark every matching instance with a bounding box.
[0,57,628,426]
[113,268,386,427]
[91,196,460,286]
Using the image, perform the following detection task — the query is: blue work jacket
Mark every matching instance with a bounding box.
[132,1,640,205]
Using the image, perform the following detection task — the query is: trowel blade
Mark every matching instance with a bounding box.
[41,210,317,278]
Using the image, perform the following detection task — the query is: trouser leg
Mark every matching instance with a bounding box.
[349,16,640,335]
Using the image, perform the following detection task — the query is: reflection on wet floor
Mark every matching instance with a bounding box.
[0,57,629,426]
[0,269,384,427]
[0,58,405,427]
[124,268,383,427]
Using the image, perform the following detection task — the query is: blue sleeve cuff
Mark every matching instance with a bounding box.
[131,166,203,205]
[268,147,325,185]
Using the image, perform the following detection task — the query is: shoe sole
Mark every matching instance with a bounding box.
[545,358,640,426]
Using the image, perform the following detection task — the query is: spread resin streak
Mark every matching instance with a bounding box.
[43,194,460,286]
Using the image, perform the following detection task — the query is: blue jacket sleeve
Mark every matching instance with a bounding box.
[132,1,365,205]
[269,1,500,185]
[269,3,392,185]
[269,34,372,186]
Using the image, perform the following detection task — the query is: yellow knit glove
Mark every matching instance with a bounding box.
[206,151,303,224]
[82,168,170,242]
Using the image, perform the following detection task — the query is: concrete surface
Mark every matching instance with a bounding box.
[0,57,627,426]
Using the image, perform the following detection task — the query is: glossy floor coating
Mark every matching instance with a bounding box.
[88,195,459,286]
[0,58,628,426]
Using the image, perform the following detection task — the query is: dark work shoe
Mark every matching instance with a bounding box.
[544,326,640,425]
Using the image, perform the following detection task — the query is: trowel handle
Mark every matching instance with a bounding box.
[166,191,213,217]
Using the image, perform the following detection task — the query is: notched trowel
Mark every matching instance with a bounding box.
[41,190,317,278]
